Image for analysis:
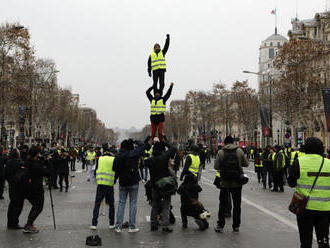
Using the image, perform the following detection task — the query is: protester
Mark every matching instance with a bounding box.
[113,138,150,233]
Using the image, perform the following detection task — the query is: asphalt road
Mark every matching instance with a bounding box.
[0,160,317,248]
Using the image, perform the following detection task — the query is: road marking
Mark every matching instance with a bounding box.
[201,176,298,231]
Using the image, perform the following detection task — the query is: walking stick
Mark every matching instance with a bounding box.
[48,181,56,230]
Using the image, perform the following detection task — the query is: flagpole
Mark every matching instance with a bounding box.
[275,7,278,34]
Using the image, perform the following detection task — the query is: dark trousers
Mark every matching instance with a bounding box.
[152,69,165,94]
[82,159,86,170]
[256,167,263,182]
[0,176,4,197]
[151,188,171,227]
[297,210,330,248]
[262,165,273,188]
[7,185,24,227]
[273,170,284,191]
[92,185,115,226]
[25,192,44,226]
[217,187,242,229]
[58,174,69,190]
[70,160,76,171]
[50,171,58,188]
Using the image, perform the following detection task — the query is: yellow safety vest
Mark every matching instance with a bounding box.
[150,99,166,115]
[274,151,285,170]
[144,149,152,160]
[96,156,115,186]
[255,153,263,168]
[188,154,200,177]
[296,154,330,211]
[86,151,96,161]
[150,50,166,71]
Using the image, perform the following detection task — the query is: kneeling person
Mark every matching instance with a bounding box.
[177,173,210,230]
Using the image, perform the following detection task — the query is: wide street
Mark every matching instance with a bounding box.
[0,160,317,248]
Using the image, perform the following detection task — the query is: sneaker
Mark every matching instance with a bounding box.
[23,225,39,234]
[90,225,97,230]
[128,228,140,233]
[214,225,224,233]
[94,235,102,246]
[86,236,97,246]
[114,228,122,233]
[233,227,240,233]
[142,179,146,183]
[109,225,115,229]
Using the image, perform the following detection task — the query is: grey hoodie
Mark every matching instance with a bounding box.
[214,144,249,188]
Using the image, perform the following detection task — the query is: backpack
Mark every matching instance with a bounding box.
[13,166,31,186]
[220,148,240,180]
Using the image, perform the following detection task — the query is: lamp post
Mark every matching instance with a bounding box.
[243,70,273,146]
[277,129,280,145]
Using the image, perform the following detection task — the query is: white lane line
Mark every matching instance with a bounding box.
[201,176,298,231]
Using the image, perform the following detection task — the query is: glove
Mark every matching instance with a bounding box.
[166,34,170,38]
[148,70,152,77]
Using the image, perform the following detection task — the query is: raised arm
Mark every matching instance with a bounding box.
[163,83,173,103]
[146,86,153,102]
[163,34,170,55]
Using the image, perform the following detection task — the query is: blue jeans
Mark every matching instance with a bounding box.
[115,184,139,229]
[92,185,115,226]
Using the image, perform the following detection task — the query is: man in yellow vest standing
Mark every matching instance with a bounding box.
[86,146,96,183]
[148,34,170,94]
[146,83,173,142]
[90,147,116,230]
[288,137,330,248]
[180,145,201,181]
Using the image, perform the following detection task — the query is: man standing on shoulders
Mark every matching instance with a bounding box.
[146,83,173,142]
[147,34,170,94]
[214,136,248,233]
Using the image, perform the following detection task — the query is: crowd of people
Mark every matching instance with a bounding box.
[1,135,330,248]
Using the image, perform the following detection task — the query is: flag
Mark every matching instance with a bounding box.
[260,107,272,137]
[271,9,276,15]
[322,88,330,131]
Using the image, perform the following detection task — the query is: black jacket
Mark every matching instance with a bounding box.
[4,158,24,184]
[25,159,50,193]
[113,142,147,187]
[147,36,170,74]
[56,156,70,175]
[144,143,176,186]
[146,84,173,123]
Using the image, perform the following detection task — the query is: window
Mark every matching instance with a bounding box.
[269,48,274,59]
[277,42,281,47]
[270,42,273,46]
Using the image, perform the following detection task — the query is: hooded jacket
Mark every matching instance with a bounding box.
[113,142,146,187]
[214,144,249,188]
[144,143,176,186]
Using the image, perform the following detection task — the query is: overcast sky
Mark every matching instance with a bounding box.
[2,0,328,129]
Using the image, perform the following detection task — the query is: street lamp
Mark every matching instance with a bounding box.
[243,70,273,146]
